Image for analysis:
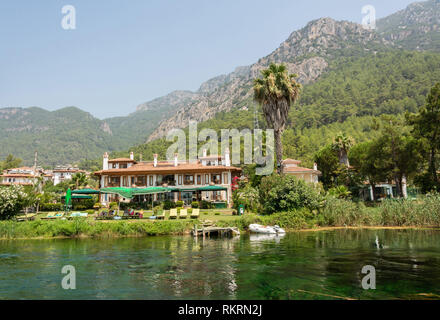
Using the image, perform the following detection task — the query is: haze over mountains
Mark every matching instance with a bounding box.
[1,0,439,166]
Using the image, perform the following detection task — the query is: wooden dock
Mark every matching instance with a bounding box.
[192,225,240,238]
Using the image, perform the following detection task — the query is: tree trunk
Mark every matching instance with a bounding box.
[275,129,283,174]
[429,147,438,184]
[394,175,402,198]
[340,150,350,167]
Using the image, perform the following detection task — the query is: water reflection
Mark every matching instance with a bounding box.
[0,229,439,300]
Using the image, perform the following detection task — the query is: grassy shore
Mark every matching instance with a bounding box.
[2,197,440,239]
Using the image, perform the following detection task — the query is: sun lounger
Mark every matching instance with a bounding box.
[156,210,165,220]
[41,212,64,220]
[169,208,177,219]
[41,213,56,220]
[16,213,36,222]
[179,209,187,219]
[190,208,200,219]
[68,212,88,220]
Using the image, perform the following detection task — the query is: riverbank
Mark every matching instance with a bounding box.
[1,217,439,240]
[2,196,440,239]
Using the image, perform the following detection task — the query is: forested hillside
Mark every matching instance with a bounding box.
[117,50,440,167]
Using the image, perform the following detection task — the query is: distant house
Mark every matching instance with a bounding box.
[53,166,83,185]
[0,166,50,186]
[281,159,321,184]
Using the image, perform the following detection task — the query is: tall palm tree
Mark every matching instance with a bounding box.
[332,133,355,167]
[253,63,301,174]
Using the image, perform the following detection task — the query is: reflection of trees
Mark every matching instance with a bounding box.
[2,230,440,299]
[233,230,440,300]
[150,236,240,299]
[319,229,440,300]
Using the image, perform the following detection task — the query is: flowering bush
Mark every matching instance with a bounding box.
[0,186,27,220]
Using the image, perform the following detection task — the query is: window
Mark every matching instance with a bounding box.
[110,176,120,186]
[120,163,127,169]
[211,174,221,184]
[112,163,117,169]
[135,176,146,186]
[223,173,228,184]
[184,175,194,185]
[196,175,201,185]
[204,174,209,184]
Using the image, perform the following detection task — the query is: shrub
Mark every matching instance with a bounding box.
[163,200,176,210]
[176,201,184,207]
[72,198,95,210]
[200,200,213,209]
[214,212,220,215]
[40,203,63,212]
[261,209,311,229]
[191,201,199,208]
[259,174,324,215]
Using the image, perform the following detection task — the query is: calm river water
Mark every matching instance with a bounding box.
[1,229,440,300]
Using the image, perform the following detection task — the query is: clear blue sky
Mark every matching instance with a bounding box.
[0,0,416,119]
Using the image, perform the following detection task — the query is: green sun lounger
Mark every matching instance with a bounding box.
[41,212,64,220]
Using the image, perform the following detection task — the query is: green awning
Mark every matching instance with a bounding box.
[132,187,171,195]
[169,186,227,192]
[100,187,136,199]
[62,195,93,200]
[72,188,100,194]
[196,186,227,191]
[100,187,172,199]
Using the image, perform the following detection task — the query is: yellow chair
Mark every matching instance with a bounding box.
[190,208,200,219]
[179,209,187,219]
[169,208,177,219]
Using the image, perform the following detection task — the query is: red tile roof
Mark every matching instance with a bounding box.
[108,158,136,163]
[282,159,302,165]
[283,167,321,174]
[95,161,241,175]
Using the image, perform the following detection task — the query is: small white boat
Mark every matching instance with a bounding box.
[249,224,286,234]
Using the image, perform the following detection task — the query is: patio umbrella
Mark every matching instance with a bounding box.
[65,188,72,213]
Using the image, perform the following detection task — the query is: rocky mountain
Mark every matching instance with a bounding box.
[146,0,440,141]
[146,17,385,141]
[377,0,440,50]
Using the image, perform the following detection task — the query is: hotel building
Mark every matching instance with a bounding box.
[94,150,242,207]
